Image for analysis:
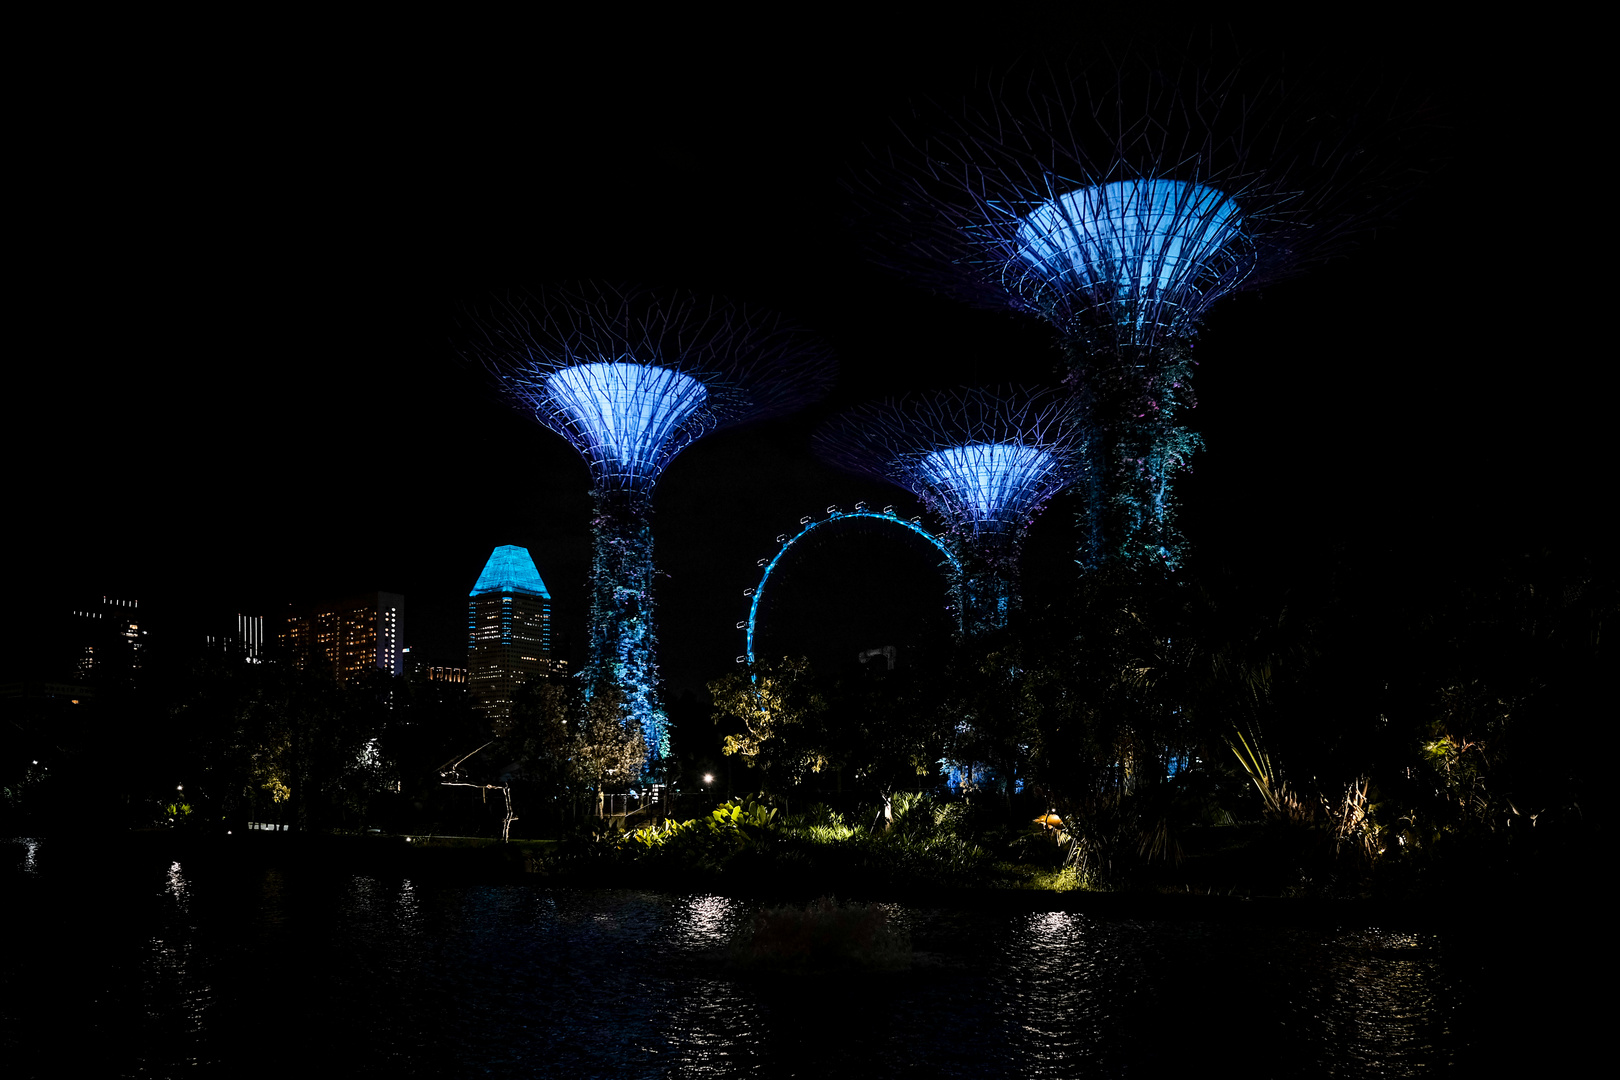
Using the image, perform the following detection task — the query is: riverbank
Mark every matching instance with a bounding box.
[7,829,1595,935]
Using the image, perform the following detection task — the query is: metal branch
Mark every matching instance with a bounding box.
[460,284,835,776]
[815,386,1084,634]
[853,52,1427,346]
[815,385,1084,535]
[462,284,836,491]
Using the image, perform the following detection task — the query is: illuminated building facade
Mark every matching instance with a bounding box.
[404,646,470,686]
[68,596,145,683]
[816,387,1081,636]
[278,592,403,687]
[206,613,266,662]
[236,614,265,660]
[467,545,564,724]
[863,58,1412,570]
[467,284,833,775]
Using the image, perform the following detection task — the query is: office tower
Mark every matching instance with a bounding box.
[67,595,145,682]
[467,545,564,724]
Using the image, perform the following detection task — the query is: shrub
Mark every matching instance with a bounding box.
[617,797,778,869]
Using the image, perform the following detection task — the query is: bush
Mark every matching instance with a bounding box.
[617,797,778,870]
[781,803,857,844]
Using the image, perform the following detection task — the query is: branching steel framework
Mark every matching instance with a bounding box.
[815,387,1082,636]
[467,284,834,776]
[862,56,1417,570]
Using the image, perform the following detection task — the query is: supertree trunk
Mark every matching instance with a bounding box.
[955,533,1021,637]
[465,284,833,781]
[587,487,668,766]
[1062,339,1201,572]
[855,55,1421,577]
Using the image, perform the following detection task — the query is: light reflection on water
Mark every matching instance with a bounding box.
[995,909,1120,1074]
[1317,929,1447,1075]
[6,836,41,874]
[165,860,190,908]
[3,844,1474,1077]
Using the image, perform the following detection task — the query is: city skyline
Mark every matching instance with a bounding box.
[0,19,1597,1077]
[6,18,1604,694]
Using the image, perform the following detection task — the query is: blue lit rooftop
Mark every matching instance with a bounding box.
[920,442,1058,527]
[470,545,552,598]
[546,362,709,483]
[1016,179,1243,297]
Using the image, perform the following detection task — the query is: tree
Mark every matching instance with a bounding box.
[568,684,647,795]
[708,657,830,793]
[157,654,396,832]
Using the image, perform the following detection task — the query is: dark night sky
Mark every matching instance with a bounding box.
[7,14,1604,690]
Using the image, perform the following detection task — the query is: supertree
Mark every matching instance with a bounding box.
[815,386,1082,637]
[466,284,834,776]
[860,55,1418,571]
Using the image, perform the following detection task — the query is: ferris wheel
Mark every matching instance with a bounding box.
[736,502,961,665]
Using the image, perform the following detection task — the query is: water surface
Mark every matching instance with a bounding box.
[0,838,1543,1076]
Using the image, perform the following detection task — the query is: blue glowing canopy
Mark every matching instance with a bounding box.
[470,545,552,598]
[920,442,1058,528]
[1016,179,1243,297]
[546,362,709,484]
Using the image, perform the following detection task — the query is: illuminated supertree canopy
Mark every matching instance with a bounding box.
[466,284,834,776]
[861,56,1420,570]
[815,387,1082,636]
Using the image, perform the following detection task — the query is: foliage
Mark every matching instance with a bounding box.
[1227,724,1307,823]
[708,657,830,789]
[494,678,572,783]
[436,677,646,840]
[623,797,775,849]
[805,793,998,889]
[936,644,1043,800]
[613,797,778,871]
[779,803,857,844]
[0,760,48,814]
[160,658,396,831]
[568,684,647,795]
[2,523,1600,902]
[1062,339,1202,574]
[823,656,954,799]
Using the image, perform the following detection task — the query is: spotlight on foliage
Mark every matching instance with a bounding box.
[466,284,835,775]
[815,386,1082,636]
[860,55,1420,569]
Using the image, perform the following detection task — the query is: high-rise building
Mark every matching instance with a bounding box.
[237,613,266,661]
[67,596,146,682]
[278,592,403,687]
[468,545,564,723]
[205,613,266,663]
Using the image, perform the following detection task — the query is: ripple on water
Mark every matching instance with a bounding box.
[3,864,1468,1078]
